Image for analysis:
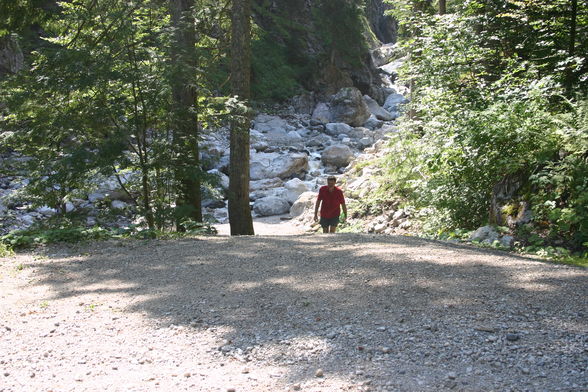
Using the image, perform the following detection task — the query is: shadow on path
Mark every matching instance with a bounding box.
[25,234,588,390]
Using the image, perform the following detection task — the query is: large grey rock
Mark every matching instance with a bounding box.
[208,169,230,190]
[321,145,354,168]
[371,44,398,68]
[329,87,370,127]
[470,225,499,243]
[311,102,331,124]
[291,93,316,115]
[35,205,57,216]
[253,114,302,147]
[250,152,309,180]
[325,123,353,137]
[383,93,408,113]
[363,115,384,130]
[284,178,310,204]
[254,114,294,133]
[111,200,128,210]
[500,235,515,248]
[363,95,394,121]
[307,134,333,148]
[250,178,284,192]
[290,191,317,218]
[253,196,291,217]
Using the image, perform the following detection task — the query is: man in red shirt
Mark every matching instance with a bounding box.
[314,176,347,233]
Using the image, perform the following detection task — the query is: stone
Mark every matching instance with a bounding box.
[363,115,384,130]
[111,200,128,210]
[470,225,499,242]
[373,223,387,233]
[398,221,412,230]
[329,87,371,127]
[250,152,309,180]
[364,95,394,121]
[284,178,310,204]
[36,206,56,216]
[291,93,316,115]
[321,145,354,168]
[250,178,284,192]
[315,369,324,377]
[506,333,520,342]
[287,131,303,142]
[88,192,106,203]
[307,134,333,148]
[65,202,75,213]
[253,196,291,217]
[500,235,515,248]
[208,169,230,190]
[371,43,398,67]
[383,93,408,113]
[20,214,35,226]
[290,192,316,218]
[325,122,353,137]
[311,102,331,124]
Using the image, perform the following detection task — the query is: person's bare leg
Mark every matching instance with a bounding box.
[329,226,337,233]
[322,226,329,233]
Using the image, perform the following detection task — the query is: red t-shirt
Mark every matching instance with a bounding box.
[318,186,345,219]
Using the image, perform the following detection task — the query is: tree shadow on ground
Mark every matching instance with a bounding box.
[25,234,588,390]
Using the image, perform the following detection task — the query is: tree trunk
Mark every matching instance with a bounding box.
[565,0,577,96]
[438,0,446,15]
[169,0,202,230]
[228,0,255,235]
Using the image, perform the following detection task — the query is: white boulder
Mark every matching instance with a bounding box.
[363,95,394,121]
[253,196,291,217]
[321,145,354,168]
[250,152,309,180]
[284,178,310,204]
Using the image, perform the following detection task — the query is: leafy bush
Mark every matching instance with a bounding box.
[0,243,14,257]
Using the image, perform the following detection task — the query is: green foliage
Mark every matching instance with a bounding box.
[1,0,229,231]
[1,226,111,248]
[383,0,588,253]
[0,221,218,249]
[251,32,304,101]
[312,0,369,67]
[0,243,14,258]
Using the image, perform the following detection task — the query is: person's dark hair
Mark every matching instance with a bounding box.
[327,176,336,182]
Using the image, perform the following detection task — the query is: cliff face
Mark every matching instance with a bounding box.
[252,0,397,98]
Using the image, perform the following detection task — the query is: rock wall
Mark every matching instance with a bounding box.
[252,0,397,98]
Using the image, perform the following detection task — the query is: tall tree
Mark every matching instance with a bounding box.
[169,0,203,229]
[228,0,254,235]
[566,0,578,96]
[438,0,446,15]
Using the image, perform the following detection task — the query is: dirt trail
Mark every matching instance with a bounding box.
[0,232,586,392]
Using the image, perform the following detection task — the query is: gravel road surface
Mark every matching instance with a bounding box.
[1,233,586,392]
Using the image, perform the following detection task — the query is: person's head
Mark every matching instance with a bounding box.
[327,176,336,189]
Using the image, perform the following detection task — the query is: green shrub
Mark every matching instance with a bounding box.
[0,243,14,257]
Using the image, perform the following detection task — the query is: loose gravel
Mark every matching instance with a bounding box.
[1,233,586,392]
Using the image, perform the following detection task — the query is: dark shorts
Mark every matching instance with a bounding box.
[320,216,339,228]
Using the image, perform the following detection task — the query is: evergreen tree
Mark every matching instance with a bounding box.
[228,0,255,235]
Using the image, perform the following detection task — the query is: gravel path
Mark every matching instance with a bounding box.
[1,233,586,392]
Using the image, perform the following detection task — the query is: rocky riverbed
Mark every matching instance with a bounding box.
[0,43,410,236]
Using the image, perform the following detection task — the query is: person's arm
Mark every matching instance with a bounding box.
[314,198,321,222]
[340,190,347,221]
